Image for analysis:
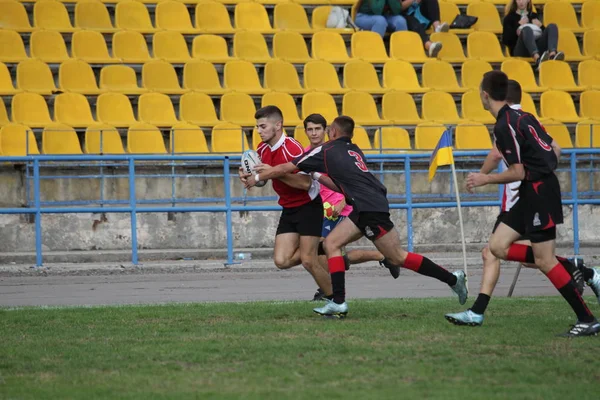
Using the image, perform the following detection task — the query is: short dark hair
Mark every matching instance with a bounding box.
[254,105,283,122]
[481,71,509,101]
[506,79,522,105]
[303,113,327,130]
[332,116,355,138]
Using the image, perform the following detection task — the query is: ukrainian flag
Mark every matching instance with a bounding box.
[428,129,454,182]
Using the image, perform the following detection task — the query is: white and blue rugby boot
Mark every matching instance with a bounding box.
[451,270,468,305]
[445,309,484,326]
[313,299,348,319]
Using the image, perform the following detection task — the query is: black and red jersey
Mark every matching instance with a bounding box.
[292,136,389,213]
[493,104,557,181]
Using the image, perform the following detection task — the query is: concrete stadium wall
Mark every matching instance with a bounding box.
[0,163,598,256]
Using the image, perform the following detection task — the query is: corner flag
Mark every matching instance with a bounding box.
[428,129,454,182]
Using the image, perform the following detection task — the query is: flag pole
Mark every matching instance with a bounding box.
[450,160,469,288]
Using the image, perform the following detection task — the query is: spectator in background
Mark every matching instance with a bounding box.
[355,0,408,38]
[400,0,447,57]
[502,0,563,69]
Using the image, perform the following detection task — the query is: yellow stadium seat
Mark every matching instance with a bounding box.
[520,92,540,119]
[72,30,119,63]
[455,123,493,149]
[112,31,153,64]
[422,91,468,124]
[138,93,180,127]
[543,2,585,33]
[542,120,573,148]
[312,6,354,34]
[302,92,339,124]
[84,124,125,154]
[179,92,220,126]
[312,31,351,64]
[580,90,600,118]
[352,127,373,151]
[582,1,600,30]
[0,124,40,155]
[235,2,275,33]
[293,125,310,149]
[344,60,387,94]
[170,122,209,154]
[42,123,83,154]
[429,32,467,63]
[390,31,429,63]
[74,0,117,32]
[579,59,600,89]
[99,65,147,95]
[195,2,235,34]
[54,92,97,127]
[12,93,53,127]
[304,61,347,94]
[467,2,502,33]
[97,92,138,127]
[351,31,390,63]
[233,31,272,63]
[153,31,192,63]
[273,2,313,34]
[575,119,600,147]
[382,60,429,93]
[415,123,447,150]
[0,62,18,95]
[29,30,70,63]
[558,29,590,62]
[59,59,105,95]
[34,0,77,32]
[0,30,28,63]
[439,2,472,35]
[342,91,390,126]
[16,59,57,95]
[211,122,251,153]
[501,59,547,92]
[127,123,167,154]
[583,29,600,58]
[142,60,188,95]
[540,90,580,123]
[381,91,423,125]
[223,60,268,94]
[261,92,302,126]
[461,59,492,90]
[115,1,157,33]
[372,127,411,153]
[273,31,312,63]
[264,60,307,94]
[182,60,226,94]
[467,31,505,62]
[461,90,495,124]
[220,92,257,126]
[192,35,234,63]
[0,100,9,126]
[155,1,201,34]
[539,60,582,92]
[422,60,467,93]
[0,0,34,32]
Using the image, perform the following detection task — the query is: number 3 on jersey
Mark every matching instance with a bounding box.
[348,150,368,172]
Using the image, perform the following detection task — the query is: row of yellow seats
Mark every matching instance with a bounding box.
[12,0,358,5]
[4,58,599,100]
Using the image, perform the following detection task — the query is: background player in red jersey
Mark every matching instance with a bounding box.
[238,106,332,299]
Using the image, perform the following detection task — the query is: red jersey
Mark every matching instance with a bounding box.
[257,134,320,208]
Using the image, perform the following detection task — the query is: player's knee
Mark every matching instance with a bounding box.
[300,254,317,271]
[481,246,494,262]
[322,239,339,257]
[273,254,294,269]
[488,239,508,260]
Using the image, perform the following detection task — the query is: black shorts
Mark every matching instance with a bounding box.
[348,209,394,241]
[501,174,563,243]
[492,211,528,240]
[276,196,323,237]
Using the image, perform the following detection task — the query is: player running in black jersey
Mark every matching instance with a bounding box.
[245,116,468,317]
[459,71,599,337]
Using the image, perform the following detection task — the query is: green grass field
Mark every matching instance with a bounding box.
[1,297,599,400]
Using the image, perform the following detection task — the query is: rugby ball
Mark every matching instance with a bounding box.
[241,150,267,187]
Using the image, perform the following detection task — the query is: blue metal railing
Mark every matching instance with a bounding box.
[0,150,599,266]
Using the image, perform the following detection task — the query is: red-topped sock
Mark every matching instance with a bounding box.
[546,263,595,323]
[328,256,346,304]
[403,252,457,286]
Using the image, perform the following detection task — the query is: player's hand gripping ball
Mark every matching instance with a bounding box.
[241,150,267,187]
[323,202,338,221]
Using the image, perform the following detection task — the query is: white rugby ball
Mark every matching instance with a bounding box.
[241,150,267,187]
